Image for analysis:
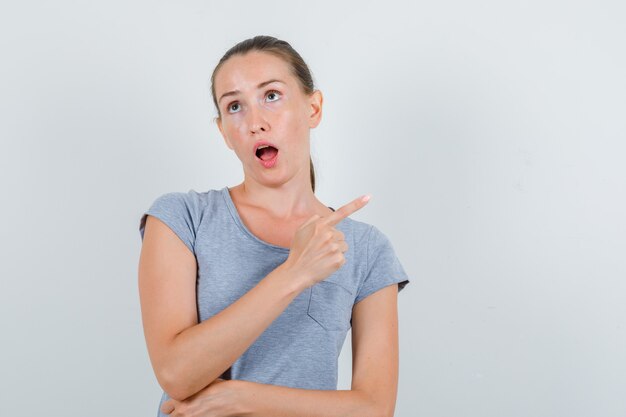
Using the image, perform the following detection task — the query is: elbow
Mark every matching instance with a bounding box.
[162,384,189,403]
[373,405,395,417]
[368,397,396,417]
[158,366,192,402]
[352,388,395,417]
[373,406,394,417]
[159,365,225,403]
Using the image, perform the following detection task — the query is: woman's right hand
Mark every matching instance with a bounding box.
[284,194,371,289]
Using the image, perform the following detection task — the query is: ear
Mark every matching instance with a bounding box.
[216,117,234,150]
[307,90,323,129]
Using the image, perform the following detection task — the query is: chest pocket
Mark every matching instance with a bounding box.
[307,277,354,331]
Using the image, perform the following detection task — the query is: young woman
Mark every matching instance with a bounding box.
[138,35,410,417]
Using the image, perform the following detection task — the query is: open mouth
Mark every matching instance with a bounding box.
[255,145,279,161]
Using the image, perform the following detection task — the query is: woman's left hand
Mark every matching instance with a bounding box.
[160,378,246,416]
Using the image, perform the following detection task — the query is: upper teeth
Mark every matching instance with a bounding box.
[257,145,270,150]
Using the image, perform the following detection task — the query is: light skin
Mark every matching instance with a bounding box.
[214,50,329,222]
[149,50,400,416]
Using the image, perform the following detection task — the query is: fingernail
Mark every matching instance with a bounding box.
[362,194,371,202]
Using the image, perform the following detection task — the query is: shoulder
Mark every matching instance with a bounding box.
[146,187,223,215]
[349,219,411,304]
[151,188,213,205]
[139,187,221,240]
[339,217,387,249]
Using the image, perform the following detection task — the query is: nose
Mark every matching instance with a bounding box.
[247,104,270,134]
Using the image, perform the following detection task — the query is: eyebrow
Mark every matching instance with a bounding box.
[218,79,286,105]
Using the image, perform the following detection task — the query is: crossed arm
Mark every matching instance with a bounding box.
[139,215,400,417]
[159,284,400,417]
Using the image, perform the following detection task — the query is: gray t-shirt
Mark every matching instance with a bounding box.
[139,186,410,415]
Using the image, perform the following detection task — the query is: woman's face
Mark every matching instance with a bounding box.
[214,51,322,185]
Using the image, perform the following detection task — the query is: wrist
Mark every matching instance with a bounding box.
[230,379,256,416]
[273,261,307,295]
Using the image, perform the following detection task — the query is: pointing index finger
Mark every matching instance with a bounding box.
[324,194,371,226]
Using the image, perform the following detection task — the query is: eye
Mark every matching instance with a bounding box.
[226,90,281,114]
[227,102,240,114]
[266,89,281,102]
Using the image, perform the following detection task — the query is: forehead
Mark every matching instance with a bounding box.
[214,51,296,95]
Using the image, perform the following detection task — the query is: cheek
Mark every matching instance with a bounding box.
[221,124,247,153]
[277,107,308,136]
[224,123,248,141]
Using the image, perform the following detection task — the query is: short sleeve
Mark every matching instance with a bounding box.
[354,225,410,304]
[138,191,198,255]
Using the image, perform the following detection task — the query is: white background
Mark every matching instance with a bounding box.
[1,1,624,416]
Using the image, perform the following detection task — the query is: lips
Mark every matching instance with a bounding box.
[253,140,278,152]
[253,141,279,161]
[253,140,279,168]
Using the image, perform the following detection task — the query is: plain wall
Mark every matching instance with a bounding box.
[1,0,624,416]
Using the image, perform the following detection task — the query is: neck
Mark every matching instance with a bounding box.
[232,172,323,220]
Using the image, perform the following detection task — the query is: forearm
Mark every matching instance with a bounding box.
[163,263,304,401]
[236,380,382,417]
